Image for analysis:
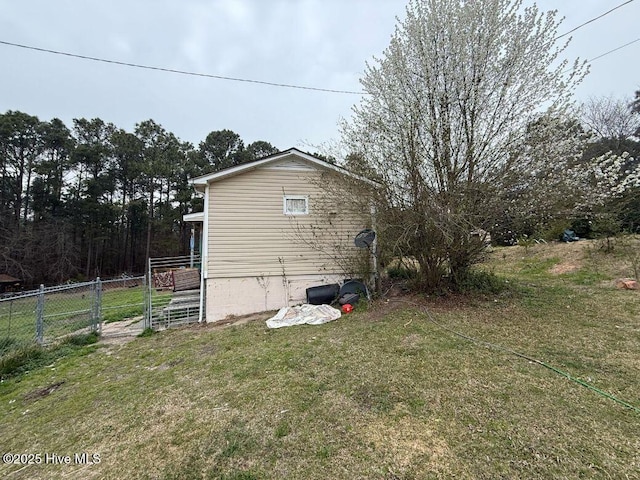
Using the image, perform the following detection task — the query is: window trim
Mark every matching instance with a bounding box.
[283,195,309,215]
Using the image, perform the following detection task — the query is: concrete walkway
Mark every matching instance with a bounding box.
[99,317,144,345]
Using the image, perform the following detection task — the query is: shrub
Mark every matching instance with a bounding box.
[386,265,418,279]
[457,270,509,295]
[60,331,100,346]
[0,345,45,379]
[0,333,99,380]
[541,219,571,242]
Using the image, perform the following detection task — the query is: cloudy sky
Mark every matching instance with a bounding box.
[1,0,638,151]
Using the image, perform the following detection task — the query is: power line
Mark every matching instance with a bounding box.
[1,4,638,95]
[588,37,640,63]
[0,39,365,95]
[561,37,639,75]
[556,0,636,39]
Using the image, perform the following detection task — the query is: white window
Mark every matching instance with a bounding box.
[283,195,309,215]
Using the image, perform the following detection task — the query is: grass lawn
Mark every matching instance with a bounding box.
[0,239,638,479]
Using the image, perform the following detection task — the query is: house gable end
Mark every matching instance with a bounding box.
[261,157,317,172]
[189,148,377,187]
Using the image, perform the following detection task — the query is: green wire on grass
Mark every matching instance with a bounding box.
[403,300,640,414]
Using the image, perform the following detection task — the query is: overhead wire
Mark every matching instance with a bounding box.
[554,0,638,73]
[0,1,637,94]
[588,37,640,63]
[556,0,636,39]
[0,39,364,95]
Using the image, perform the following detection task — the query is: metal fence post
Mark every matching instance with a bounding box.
[93,277,102,333]
[35,284,45,345]
[143,274,150,330]
[7,299,13,339]
[145,258,152,330]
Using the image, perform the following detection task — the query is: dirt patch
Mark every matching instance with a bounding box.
[23,381,65,401]
[357,294,473,323]
[393,294,474,313]
[362,299,404,322]
[213,311,274,328]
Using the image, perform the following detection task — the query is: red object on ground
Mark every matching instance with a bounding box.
[342,304,353,314]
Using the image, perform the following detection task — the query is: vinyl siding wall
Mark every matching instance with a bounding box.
[207,160,366,280]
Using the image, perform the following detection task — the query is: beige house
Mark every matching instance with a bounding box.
[185,148,373,322]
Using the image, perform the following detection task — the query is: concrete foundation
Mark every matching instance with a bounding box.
[205,273,345,321]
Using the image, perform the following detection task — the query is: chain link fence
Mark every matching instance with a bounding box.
[0,276,146,352]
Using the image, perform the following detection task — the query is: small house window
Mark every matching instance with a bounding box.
[283,195,309,215]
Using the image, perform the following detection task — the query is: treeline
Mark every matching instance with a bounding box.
[0,111,278,286]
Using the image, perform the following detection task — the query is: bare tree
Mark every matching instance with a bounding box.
[341,0,588,290]
[633,90,640,137]
[581,95,640,145]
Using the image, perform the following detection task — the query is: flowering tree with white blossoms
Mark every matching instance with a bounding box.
[492,114,589,244]
[568,151,639,242]
[572,95,640,235]
[341,0,587,290]
[576,152,640,205]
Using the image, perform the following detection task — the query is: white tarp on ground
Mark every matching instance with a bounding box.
[266,304,341,329]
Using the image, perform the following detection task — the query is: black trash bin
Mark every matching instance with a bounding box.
[339,280,369,299]
[306,284,340,305]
